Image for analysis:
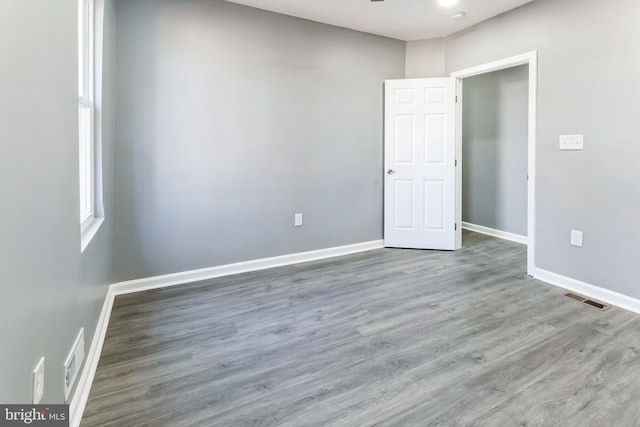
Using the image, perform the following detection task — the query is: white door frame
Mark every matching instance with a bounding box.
[451,51,537,276]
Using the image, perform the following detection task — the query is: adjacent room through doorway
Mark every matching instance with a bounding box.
[461,65,529,248]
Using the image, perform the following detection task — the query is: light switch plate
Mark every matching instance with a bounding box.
[559,135,584,150]
[294,213,303,227]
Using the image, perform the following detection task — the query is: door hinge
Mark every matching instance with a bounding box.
[455,95,458,103]
[455,223,457,231]
[455,159,458,167]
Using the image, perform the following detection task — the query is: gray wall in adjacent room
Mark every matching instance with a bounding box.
[112,0,405,282]
[408,0,640,297]
[462,65,528,237]
[0,0,115,403]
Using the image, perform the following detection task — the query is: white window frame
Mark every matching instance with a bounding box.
[79,0,103,251]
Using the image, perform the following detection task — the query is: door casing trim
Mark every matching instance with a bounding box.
[451,51,538,276]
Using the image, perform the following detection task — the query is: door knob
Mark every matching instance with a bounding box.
[387,169,395,175]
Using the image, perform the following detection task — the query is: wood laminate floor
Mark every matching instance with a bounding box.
[82,231,640,426]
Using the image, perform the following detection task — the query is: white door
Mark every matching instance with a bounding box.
[384,78,458,250]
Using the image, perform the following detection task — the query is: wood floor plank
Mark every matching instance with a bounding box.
[82,231,640,426]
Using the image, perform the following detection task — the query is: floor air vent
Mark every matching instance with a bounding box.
[583,299,608,310]
[565,292,585,302]
[565,293,610,311]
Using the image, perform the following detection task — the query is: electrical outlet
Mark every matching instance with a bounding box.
[559,135,584,150]
[571,230,583,247]
[63,328,85,401]
[294,213,303,227]
[33,357,45,404]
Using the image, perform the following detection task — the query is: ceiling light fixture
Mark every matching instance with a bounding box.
[438,0,458,7]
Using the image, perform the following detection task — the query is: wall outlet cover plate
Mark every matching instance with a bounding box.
[571,230,583,247]
[33,357,45,404]
[63,328,85,401]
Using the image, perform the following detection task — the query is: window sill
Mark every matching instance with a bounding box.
[81,217,104,253]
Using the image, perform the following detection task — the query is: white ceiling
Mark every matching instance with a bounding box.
[224,0,535,41]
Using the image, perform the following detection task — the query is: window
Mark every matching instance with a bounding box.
[79,0,94,231]
[79,0,103,250]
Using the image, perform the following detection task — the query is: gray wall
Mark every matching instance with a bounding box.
[408,0,640,298]
[112,0,406,282]
[462,65,528,236]
[405,38,445,78]
[0,0,115,403]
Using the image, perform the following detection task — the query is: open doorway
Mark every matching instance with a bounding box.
[462,66,528,241]
[452,52,537,276]
[382,53,537,274]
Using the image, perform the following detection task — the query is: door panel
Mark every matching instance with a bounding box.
[425,114,446,164]
[384,78,457,250]
[424,180,445,230]
[393,180,415,230]
[394,115,415,164]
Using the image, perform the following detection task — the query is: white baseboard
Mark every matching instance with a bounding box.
[69,287,116,427]
[69,239,383,425]
[534,268,640,315]
[462,222,528,245]
[111,240,384,296]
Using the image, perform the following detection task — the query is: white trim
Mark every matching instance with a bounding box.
[451,51,537,276]
[534,268,640,315]
[78,0,95,226]
[80,217,104,252]
[111,240,384,296]
[454,79,463,250]
[69,286,115,427]
[92,0,106,221]
[450,52,534,78]
[462,222,527,245]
